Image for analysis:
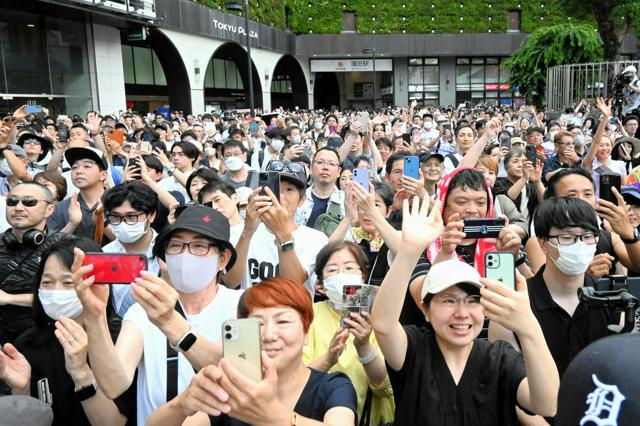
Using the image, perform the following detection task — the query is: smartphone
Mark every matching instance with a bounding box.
[600,173,621,206]
[404,155,420,179]
[484,252,516,290]
[525,145,537,165]
[302,141,314,158]
[352,168,370,192]
[37,378,52,407]
[58,124,68,142]
[25,105,43,114]
[327,136,342,149]
[142,133,153,143]
[340,284,379,328]
[140,141,152,154]
[357,112,370,134]
[249,120,260,134]
[108,129,125,145]
[462,218,506,239]
[82,253,148,284]
[222,318,262,382]
[500,137,511,150]
[259,171,280,200]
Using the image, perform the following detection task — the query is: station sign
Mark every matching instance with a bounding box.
[310,58,393,73]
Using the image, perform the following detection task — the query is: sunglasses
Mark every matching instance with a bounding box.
[22,139,42,146]
[6,197,48,207]
[268,161,304,173]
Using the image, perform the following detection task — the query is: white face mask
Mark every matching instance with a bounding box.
[323,273,363,309]
[424,121,434,130]
[39,289,83,320]
[314,122,323,130]
[167,253,219,293]
[204,147,215,157]
[111,218,149,244]
[292,135,302,144]
[270,138,285,152]
[549,241,597,276]
[224,156,244,172]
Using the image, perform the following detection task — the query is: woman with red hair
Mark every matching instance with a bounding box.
[146,277,358,425]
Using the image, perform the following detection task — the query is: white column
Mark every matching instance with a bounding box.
[191,89,205,115]
[90,24,126,114]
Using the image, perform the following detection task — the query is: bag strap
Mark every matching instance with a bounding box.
[258,149,265,170]
[166,301,186,402]
[358,388,373,426]
[447,153,460,168]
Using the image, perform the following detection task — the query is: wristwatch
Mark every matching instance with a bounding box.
[166,165,177,176]
[74,382,97,402]
[170,328,198,353]
[276,239,295,252]
[620,228,639,245]
[515,250,528,267]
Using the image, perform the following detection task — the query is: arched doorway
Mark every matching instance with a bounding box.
[203,43,262,111]
[313,72,340,110]
[270,55,308,110]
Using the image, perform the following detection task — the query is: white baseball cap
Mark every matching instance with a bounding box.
[623,65,637,75]
[421,259,483,301]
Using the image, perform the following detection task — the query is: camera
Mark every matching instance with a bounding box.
[578,275,640,333]
[611,72,636,118]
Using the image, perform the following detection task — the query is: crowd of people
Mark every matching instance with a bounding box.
[1,77,640,425]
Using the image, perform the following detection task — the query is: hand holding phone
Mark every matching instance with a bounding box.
[484,252,516,290]
[599,173,621,206]
[403,155,420,180]
[82,253,148,284]
[223,318,262,381]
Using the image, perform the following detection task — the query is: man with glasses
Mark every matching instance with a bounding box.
[220,140,251,190]
[543,131,582,183]
[0,182,62,344]
[102,181,159,317]
[489,197,612,378]
[295,147,345,232]
[226,160,328,296]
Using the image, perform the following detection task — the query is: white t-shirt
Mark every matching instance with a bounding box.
[230,222,244,246]
[245,223,328,297]
[443,153,463,175]
[123,285,243,425]
[0,196,9,232]
[158,173,191,202]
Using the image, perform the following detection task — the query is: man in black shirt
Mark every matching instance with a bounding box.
[490,197,611,377]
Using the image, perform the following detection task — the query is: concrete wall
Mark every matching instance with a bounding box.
[439,57,456,107]
[89,24,126,114]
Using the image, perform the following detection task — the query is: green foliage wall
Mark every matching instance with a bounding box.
[192,0,593,33]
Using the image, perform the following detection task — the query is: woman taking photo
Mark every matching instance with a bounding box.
[304,241,394,425]
[0,237,132,425]
[146,277,358,425]
[371,198,559,424]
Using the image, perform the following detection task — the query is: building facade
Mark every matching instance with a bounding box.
[1,0,637,115]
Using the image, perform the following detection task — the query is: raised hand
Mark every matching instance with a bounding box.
[132,270,179,328]
[71,248,110,319]
[480,271,536,338]
[68,193,83,227]
[0,343,31,393]
[401,197,444,253]
[326,327,350,365]
[440,212,465,256]
[595,97,612,118]
[54,316,90,380]
[343,312,373,351]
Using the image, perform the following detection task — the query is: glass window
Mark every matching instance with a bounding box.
[204,59,214,88]
[133,46,154,85]
[456,57,515,105]
[213,58,226,88]
[408,66,422,84]
[152,52,166,86]
[407,58,439,105]
[470,65,484,84]
[485,65,499,84]
[424,66,438,84]
[409,58,422,65]
[225,60,238,89]
[408,92,424,100]
[122,46,135,85]
[235,64,243,89]
[457,58,469,65]
[424,58,439,65]
[471,58,484,65]
[486,58,499,65]
[499,62,510,83]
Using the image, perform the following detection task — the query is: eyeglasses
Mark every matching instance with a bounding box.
[268,161,304,173]
[323,265,362,276]
[6,197,49,207]
[165,241,218,256]
[22,139,41,146]
[432,294,482,308]
[547,232,598,246]
[223,152,244,159]
[107,212,147,225]
[313,160,340,168]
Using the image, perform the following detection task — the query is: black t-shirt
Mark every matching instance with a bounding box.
[306,193,330,229]
[388,326,526,425]
[493,177,539,217]
[209,368,357,425]
[526,265,611,377]
[13,324,135,426]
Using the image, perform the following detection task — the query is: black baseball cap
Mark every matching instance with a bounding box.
[17,133,52,162]
[556,334,640,425]
[526,126,544,136]
[64,147,108,170]
[153,205,237,269]
[266,161,307,190]
[419,150,445,163]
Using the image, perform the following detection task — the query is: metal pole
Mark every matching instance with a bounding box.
[244,0,255,116]
[372,47,376,110]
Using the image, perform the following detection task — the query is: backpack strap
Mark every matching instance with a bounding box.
[447,153,460,168]
[166,302,186,402]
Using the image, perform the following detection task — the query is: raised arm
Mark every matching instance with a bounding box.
[371,197,443,371]
[459,118,501,169]
[583,97,611,172]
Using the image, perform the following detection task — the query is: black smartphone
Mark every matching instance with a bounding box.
[525,145,537,165]
[462,218,506,239]
[259,171,280,200]
[401,133,411,144]
[600,173,621,206]
[57,124,68,142]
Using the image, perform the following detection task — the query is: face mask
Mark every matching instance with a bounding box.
[548,241,597,276]
[292,135,302,144]
[39,289,83,320]
[204,147,215,157]
[329,125,337,133]
[225,156,244,172]
[323,273,363,309]
[574,134,585,146]
[270,138,285,152]
[0,159,13,177]
[424,121,433,130]
[167,252,219,293]
[314,122,323,130]
[112,218,148,244]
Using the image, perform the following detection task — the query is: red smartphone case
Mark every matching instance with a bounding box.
[82,253,148,284]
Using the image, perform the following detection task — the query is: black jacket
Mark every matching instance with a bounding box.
[0,230,66,343]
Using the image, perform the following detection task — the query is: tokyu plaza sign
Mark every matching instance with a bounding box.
[212,19,259,40]
[310,58,393,73]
